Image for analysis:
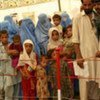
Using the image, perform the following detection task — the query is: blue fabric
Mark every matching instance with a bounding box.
[35,13,52,55]
[0,23,1,31]
[0,21,14,43]
[61,12,72,28]
[4,16,19,34]
[19,18,41,57]
[21,18,36,38]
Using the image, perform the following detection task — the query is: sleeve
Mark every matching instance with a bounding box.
[72,16,80,43]
[16,54,24,70]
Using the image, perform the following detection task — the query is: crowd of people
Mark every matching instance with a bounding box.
[0,0,100,100]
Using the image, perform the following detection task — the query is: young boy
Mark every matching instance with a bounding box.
[0,30,15,100]
[52,14,62,35]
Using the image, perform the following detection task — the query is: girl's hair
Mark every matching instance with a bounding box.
[62,24,72,38]
[39,55,47,62]
[47,49,55,59]
[66,24,72,29]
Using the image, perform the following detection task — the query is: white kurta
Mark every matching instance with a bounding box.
[72,11,99,100]
[0,43,16,100]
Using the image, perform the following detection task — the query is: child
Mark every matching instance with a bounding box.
[17,39,37,100]
[36,55,49,100]
[47,27,62,51]
[9,34,23,68]
[62,25,80,98]
[47,49,74,100]
[52,14,62,35]
[0,30,16,100]
[8,34,23,100]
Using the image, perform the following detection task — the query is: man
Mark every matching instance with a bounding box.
[93,0,100,41]
[72,0,99,99]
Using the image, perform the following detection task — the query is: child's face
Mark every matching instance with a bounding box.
[24,43,33,55]
[52,30,59,41]
[1,34,8,44]
[51,50,57,60]
[13,38,21,45]
[53,18,61,26]
[66,27,72,38]
[94,2,100,14]
[41,57,47,68]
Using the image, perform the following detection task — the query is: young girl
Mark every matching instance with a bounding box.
[17,39,37,100]
[47,27,62,51]
[62,25,79,98]
[47,49,74,100]
[36,55,49,100]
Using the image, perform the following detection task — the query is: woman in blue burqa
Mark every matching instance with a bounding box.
[35,13,52,55]
[4,15,19,43]
[61,12,72,28]
[19,18,41,57]
[0,21,13,43]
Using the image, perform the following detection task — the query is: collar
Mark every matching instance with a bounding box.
[81,10,95,19]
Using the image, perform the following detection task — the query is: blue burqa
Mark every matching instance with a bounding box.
[35,13,52,55]
[61,12,72,28]
[3,16,19,43]
[0,21,14,43]
[19,18,41,57]
[4,15,19,34]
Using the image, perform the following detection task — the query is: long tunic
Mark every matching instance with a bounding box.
[72,11,99,100]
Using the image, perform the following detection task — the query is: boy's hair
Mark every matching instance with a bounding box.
[47,49,55,59]
[0,30,8,36]
[52,14,61,21]
[13,34,21,41]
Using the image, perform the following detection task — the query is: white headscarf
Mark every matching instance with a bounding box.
[47,27,62,50]
[18,39,37,70]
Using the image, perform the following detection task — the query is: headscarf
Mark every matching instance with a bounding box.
[35,13,52,54]
[61,12,72,28]
[19,18,41,56]
[47,27,62,50]
[18,39,37,70]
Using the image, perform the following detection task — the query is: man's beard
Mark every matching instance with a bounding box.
[84,9,93,15]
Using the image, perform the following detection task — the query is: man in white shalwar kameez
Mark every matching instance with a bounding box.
[72,0,100,100]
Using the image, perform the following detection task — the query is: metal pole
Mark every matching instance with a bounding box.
[58,0,61,12]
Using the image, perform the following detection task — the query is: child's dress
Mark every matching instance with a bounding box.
[9,43,23,68]
[17,39,37,100]
[48,60,74,100]
[36,65,50,100]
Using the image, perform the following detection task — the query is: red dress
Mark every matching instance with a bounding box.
[18,64,36,100]
[9,43,23,68]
